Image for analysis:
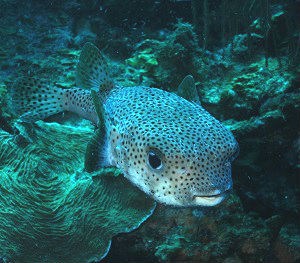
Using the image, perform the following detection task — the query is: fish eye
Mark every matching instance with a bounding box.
[147,148,163,170]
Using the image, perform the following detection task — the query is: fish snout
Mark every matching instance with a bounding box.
[191,183,232,206]
[192,181,231,198]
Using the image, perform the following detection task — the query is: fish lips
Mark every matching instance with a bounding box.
[192,190,231,207]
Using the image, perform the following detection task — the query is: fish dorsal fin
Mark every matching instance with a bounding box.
[176,75,200,104]
[76,42,114,94]
[84,90,107,172]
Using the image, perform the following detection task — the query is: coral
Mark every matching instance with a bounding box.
[0,83,6,102]
[126,47,158,72]
[155,232,188,261]
[1,0,299,262]
[104,194,273,262]
[124,45,159,86]
[218,60,300,218]
[274,224,300,263]
[229,33,264,60]
[0,122,155,262]
[0,83,10,121]
[201,57,294,120]
[125,21,202,88]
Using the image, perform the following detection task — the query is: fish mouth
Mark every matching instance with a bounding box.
[192,192,228,206]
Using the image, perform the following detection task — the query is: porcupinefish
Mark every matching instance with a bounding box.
[9,43,239,207]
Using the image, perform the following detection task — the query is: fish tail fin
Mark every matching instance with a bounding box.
[8,78,67,122]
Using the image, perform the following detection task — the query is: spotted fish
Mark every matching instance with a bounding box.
[9,43,239,207]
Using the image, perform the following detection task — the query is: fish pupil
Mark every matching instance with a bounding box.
[148,150,162,169]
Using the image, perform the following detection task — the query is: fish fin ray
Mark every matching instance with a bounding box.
[84,129,108,172]
[176,75,201,104]
[76,42,114,95]
[8,77,66,122]
[91,89,105,125]
[84,89,108,172]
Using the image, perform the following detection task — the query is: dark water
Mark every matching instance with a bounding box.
[0,0,299,262]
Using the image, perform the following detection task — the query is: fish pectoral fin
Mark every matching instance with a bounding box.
[76,42,114,94]
[84,128,108,172]
[176,75,201,104]
[91,167,122,180]
[91,89,105,125]
[85,90,108,172]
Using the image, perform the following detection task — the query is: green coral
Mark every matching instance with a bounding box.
[124,21,201,88]
[155,233,187,261]
[124,45,159,86]
[199,56,294,123]
[275,224,300,262]
[231,59,291,101]
[0,83,6,98]
[279,224,300,249]
[0,83,8,118]
[126,47,158,70]
[0,122,155,262]
[140,194,271,263]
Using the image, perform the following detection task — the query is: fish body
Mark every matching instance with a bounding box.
[9,43,239,207]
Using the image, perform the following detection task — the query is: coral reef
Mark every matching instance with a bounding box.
[104,195,273,262]
[0,0,299,262]
[124,21,202,87]
[274,223,300,263]
[0,122,155,262]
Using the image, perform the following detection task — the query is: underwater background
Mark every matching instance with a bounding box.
[0,0,299,262]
